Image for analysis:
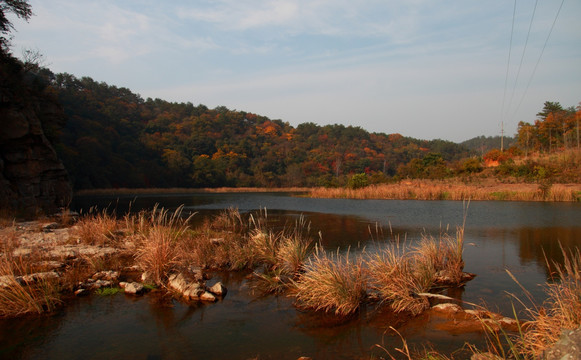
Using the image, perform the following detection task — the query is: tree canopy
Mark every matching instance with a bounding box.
[0,0,32,53]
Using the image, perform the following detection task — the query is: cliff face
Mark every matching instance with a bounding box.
[0,55,72,215]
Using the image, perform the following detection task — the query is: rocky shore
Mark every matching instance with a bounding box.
[0,218,227,313]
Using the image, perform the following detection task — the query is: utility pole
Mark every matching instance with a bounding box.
[500,121,504,152]
[575,112,579,150]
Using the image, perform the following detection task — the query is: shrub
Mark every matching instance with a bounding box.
[347,173,369,189]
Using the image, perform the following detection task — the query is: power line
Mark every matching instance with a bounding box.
[511,0,565,119]
[506,0,538,119]
[500,0,517,126]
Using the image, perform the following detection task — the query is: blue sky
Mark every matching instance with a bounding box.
[11,0,581,142]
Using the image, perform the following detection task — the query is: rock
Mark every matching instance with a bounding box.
[200,291,217,302]
[209,282,227,296]
[119,281,128,288]
[431,303,463,314]
[42,222,59,232]
[21,271,59,283]
[0,58,72,215]
[141,271,155,283]
[168,273,206,300]
[543,327,581,360]
[124,282,145,295]
[0,275,23,288]
[74,288,89,297]
[92,280,113,289]
[36,260,65,270]
[92,270,120,281]
[188,266,207,281]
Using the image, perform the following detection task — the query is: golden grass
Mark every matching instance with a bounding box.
[310,180,581,202]
[0,243,61,317]
[514,246,581,357]
[73,208,122,246]
[293,246,367,317]
[367,243,431,315]
[134,205,194,285]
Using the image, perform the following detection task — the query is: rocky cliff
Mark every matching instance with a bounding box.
[0,54,72,215]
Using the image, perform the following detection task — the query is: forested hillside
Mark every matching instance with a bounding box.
[43,72,470,189]
[460,135,516,155]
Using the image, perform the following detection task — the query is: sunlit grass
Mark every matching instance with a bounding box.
[293,246,367,317]
[309,180,581,202]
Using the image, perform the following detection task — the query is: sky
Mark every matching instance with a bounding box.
[10,0,581,142]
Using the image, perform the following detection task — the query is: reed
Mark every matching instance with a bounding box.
[514,246,581,357]
[73,208,122,246]
[0,253,61,317]
[134,205,193,285]
[367,243,431,315]
[310,180,581,202]
[293,246,367,317]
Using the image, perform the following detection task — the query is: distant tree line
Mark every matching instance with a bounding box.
[516,101,581,155]
[32,71,472,189]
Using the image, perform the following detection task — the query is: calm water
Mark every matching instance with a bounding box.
[1,193,580,359]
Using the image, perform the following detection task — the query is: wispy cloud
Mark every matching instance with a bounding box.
[12,0,581,141]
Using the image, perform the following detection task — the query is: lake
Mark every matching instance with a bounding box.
[1,193,580,359]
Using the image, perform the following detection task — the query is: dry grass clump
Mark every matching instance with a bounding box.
[514,246,581,357]
[368,243,431,315]
[293,247,367,317]
[134,205,193,285]
[414,226,466,285]
[0,248,61,317]
[248,213,314,294]
[73,208,122,245]
[367,221,466,316]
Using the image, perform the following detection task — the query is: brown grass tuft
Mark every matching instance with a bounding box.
[515,246,581,357]
[293,247,367,317]
[73,208,121,246]
[134,205,193,285]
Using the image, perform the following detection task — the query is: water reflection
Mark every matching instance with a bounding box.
[2,193,578,359]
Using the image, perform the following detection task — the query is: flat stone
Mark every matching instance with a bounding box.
[92,280,112,288]
[74,288,89,297]
[92,270,120,281]
[124,282,144,295]
[200,291,217,302]
[21,271,59,283]
[209,282,227,296]
[432,303,463,314]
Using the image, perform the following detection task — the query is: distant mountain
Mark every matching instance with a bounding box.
[460,135,516,156]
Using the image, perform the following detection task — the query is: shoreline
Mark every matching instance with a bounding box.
[75,187,310,196]
[311,180,581,202]
[73,181,581,202]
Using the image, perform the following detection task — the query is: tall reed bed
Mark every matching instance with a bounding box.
[310,181,581,202]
